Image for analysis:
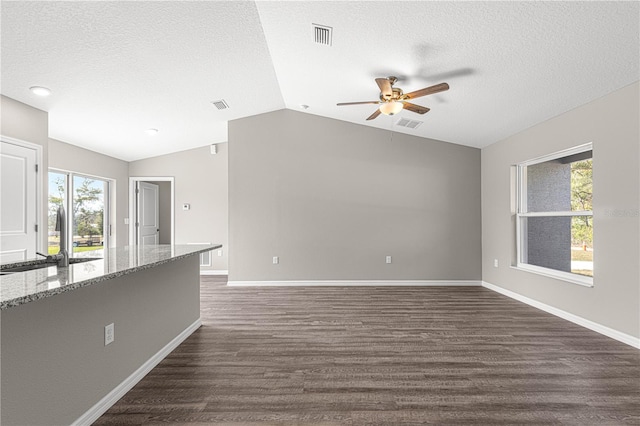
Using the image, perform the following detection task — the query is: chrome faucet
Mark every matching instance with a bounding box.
[51,205,69,267]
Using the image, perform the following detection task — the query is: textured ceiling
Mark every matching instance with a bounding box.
[1,1,638,161]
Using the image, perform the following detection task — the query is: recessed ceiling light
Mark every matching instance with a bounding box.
[29,86,51,96]
[145,128,159,135]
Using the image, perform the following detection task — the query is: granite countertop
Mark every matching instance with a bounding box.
[0,244,220,310]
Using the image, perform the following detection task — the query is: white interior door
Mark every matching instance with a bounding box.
[1,141,38,262]
[137,181,159,246]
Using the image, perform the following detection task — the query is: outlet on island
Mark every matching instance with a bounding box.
[105,323,114,346]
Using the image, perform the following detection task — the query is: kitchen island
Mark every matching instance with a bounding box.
[0,244,219,426]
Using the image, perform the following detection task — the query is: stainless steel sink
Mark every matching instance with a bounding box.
[1,263,53,273]
[1,257,102,274]
[70,257,102,264]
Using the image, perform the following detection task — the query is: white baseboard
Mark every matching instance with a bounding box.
[200,270,228,276]
[482,281,640,349]
[72,319,202,426]
[228,280,481,287]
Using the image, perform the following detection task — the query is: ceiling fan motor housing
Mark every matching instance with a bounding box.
[380,87,404,102]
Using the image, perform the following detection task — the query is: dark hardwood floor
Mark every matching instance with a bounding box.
[95,277,639,425]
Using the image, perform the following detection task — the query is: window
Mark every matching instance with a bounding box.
[48,170,111,257]
[515,143,593,286]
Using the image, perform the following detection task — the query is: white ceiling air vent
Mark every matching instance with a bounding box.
[211,99,229,110]
[396,117,423,129]
[313,24,332,46]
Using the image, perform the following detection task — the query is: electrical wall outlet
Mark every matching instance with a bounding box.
[105,323,114,346]
[494,259,499,268]
[386,255,392,264]
[272,256,279,265]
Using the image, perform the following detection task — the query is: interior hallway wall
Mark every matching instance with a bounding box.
[228,109,482,282]
[481,81,640,339]
[129,144,228,272]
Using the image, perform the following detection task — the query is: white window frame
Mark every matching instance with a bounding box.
[515,143,593,287]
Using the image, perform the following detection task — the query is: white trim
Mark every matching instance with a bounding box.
[482,281,639,349]
[72,319,202,426]
[511,264,593,287]
[519,142,593,167]
[50,166,116,183]
[129,177,175,246]
[518,210,593,217]
[200,270,229,276]
[228,280,481,287]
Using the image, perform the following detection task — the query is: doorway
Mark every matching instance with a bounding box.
[1,137,42,262]
[129,177,174,246]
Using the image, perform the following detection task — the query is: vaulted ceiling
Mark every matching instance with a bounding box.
[2,1,638,161]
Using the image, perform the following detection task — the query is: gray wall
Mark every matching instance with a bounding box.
[1,95,49,250]
[482,81,640,338]
[129,144,229,271]
[49,138,130,247]
[228,109,482,282]
[1,255,200,425]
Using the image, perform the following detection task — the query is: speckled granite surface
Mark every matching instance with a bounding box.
[0,244,220,310]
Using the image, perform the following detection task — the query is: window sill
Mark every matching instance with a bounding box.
[511,264,594,288]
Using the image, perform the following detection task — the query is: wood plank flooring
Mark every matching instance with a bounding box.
[95,277,639,425]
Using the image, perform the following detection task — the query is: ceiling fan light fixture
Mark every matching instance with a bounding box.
[379,101,403,116]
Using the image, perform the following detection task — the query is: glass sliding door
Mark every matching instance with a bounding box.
[48,170,111,257]
[72,175,107,254]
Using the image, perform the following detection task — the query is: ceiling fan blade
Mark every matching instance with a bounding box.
[402,102,430,115]
[404,82,449,100]
[337,101,380,106]
[366,109,381,121]
[375,78,393,97]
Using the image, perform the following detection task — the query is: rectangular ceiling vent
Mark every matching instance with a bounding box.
[396,117,423,129]
[211,99,229,110]
[312,24,332,46]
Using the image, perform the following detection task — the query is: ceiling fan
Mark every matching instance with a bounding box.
[337,76,449,121]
